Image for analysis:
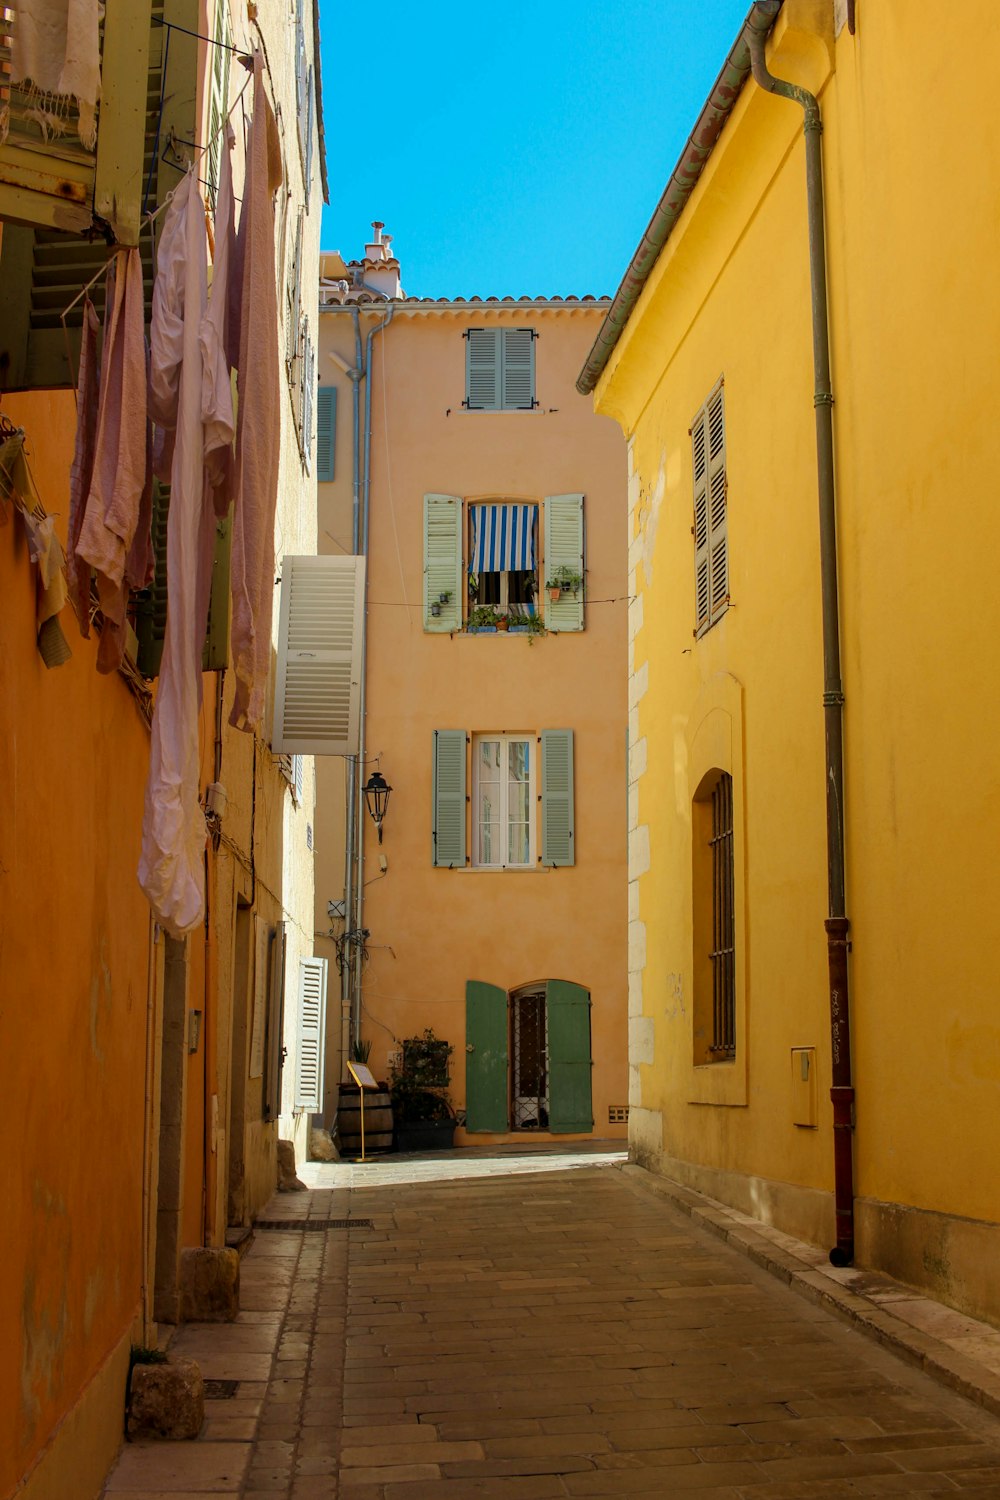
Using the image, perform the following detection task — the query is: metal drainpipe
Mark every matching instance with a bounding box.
[341,307,363,1072]
[352,299,396,1048]
[747,18,855,1266]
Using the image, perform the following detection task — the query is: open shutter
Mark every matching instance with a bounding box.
[272,554,365,755]
[263,921,287,1121]
[692,408,710,632]
[465,328,500,409]
[304,66,315,209]
[465,980,509,1132]
[433,730,467,867]
[540,729,574,867]
[543,494,584,632]
[547,980,593,1133]
[501,328,535,409]
[300,318,315,470]
[423,493,463,632]
[693,380,727,633]
[316,387,336,481]
[294,956,328,1111]
[206,0,232,210]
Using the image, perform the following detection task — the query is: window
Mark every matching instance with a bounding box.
[474,736,534,868]
[468,503,538,617]
[692,770,735,1062]
[465,327,536,410]
[692,379,728,634]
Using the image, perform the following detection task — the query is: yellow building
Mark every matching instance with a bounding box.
[1,3,325,1494]
[584,0,1000,1321]
[311,233,629,1146]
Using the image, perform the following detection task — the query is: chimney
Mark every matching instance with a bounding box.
[361,222,403,300]
[365,220,386,262]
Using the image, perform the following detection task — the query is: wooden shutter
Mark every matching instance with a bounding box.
[423,493,463,632]
[501,328,535,409]
[135,485,232,677]
[543,494,584,632]
[272,554,365,755]
[304,65,315,210]
[300,318,315,470]
[465,328,500,409]
[206,0,232,211]
[292,755,304,804]
[693,380,727,634]
[540,729,574,867]
[294,956,328,1111]
[286,211,303,377]
[316,387,337,481]
[263,921,287,1121]
[547,980,593,1133]
[433,729,467,867]
[465,980,509,1132]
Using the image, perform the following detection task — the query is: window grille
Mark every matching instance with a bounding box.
[710,772,735,1057]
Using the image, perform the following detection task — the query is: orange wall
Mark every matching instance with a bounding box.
[0,392,152,1490]
[319,304,630,1137]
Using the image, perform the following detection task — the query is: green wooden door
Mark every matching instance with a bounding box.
[547,980,593,1133]
[465,980,508,1132]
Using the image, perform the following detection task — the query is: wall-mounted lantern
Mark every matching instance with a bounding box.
[363,771,392,843]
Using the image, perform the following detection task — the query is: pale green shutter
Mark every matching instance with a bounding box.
[540,729,574,867]
[466,981,509,1131]
[423,493,463,632]
[272,555,365,755]
[543,494,585,632]
[206,0,232,210]
[466,328,500,409]
[547,980,593,1133]
[693,380,727,633]
[433,730,467,867]
[294,956,328,1111]
[316,388,337,481]
[501,328,535,409]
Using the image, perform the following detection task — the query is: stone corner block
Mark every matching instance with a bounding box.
[178,1246,240,1323]
[127,1356,204,1440]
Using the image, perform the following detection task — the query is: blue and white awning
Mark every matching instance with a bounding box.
[470,504,536,573]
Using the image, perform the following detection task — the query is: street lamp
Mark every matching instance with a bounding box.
[363,771,392,843]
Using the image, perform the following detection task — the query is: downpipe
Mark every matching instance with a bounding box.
[748,8,855,1267]
[341,308,363,1075]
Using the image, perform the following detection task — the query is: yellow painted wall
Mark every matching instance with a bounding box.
[594,0,1000,1307]
[318,302,629,1140]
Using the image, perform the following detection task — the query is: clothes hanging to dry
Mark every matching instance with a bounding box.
[138,168,216,938]
[201,120,237,510]
[66,293,99,637]
[0,431,72,668]
[228,49,283,734]
[1,0,102,150]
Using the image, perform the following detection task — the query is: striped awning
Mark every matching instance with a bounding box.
[470,505,536,573]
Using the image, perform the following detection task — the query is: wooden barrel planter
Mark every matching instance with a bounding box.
[337,1088,393,1156]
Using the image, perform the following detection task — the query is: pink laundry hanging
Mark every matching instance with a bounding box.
[201,119,237,511]
[66,292,100,637]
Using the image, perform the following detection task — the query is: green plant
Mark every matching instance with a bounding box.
[350,1037,372,1065]
[128,1345,167,1376]
[545,565,583,594]
[467,603,502,629]
[511,612,546,635]
[390,1029,455,1122]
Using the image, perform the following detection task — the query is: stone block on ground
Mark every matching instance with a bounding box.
[127,1357,204,1440]
[277,1137,307,1192]
[178,1246,240,1322]
[309,1126,339,1162]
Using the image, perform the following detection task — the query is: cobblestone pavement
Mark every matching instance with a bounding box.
[104,1148,1000,1498]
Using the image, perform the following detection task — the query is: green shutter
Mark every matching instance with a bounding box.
[543,494,584,632]
[541,729,575,866]
[501,328,535,409]
[423,493,463,632]
[316,387,337,481]
[466,328,500,409]
[547,980,592,1133]
[135,485,232,677]
[465,980,509,1131]
[433,730,467,867]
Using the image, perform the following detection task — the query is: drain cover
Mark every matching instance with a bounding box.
[204,1379,240,1399]
[255,1218,374,1231]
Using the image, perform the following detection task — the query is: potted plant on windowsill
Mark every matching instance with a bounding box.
[467,604,502,633]
[391,1029,457,1152]
[546,565,583,601]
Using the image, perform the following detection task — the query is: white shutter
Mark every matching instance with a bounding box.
[292,755,303,803]
[501,328,535,409]
[423,493,463,632]
[543,494,585,632]
[273,555,365,755]
[294,956,328,1111]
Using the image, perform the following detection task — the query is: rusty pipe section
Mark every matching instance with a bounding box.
[747,20,855,1267]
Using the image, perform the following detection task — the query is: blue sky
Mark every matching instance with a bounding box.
[318,1,749,300]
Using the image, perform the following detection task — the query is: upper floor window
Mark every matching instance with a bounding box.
[474,736,534,868]
[692,379,728,635]
[465,327,536,410]
[469,503,538,617]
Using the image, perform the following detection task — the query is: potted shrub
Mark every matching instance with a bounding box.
[467,604,501,633]
[391,1029,457,1151]
[546,565,583,600]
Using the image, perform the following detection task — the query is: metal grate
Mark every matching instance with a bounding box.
[255,1218,373,1232]
[709,772,735,1057]
[204,1379,240,1399]
[608,1105,629,1124]
[512,989,548,1129]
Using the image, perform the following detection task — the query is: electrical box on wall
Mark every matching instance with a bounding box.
[791,1047,817,1128]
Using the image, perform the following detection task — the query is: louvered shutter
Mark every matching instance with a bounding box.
[206,0,232,211]
[272,555,365,755]
[465,980,509,1132]
[135,484,232,677]
[501,328,535,409]
[316,388,337,481]
[433,730,467,867]
[693,381,727,633]
[423,493,463,632]
[263,921,287,1121]
[304,66,315,209]
[466,328,500,409]
[300,318,315,470]
[294,956,328,1111]
[543,494,585,632]
[287,212,303,377]
[292,755,304,804]
[540,729,575,867]
[547,980,593,1133]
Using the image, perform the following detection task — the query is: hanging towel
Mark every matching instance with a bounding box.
[139,169,216,937]
[201,121,237,512]
[66,292,100,637]
[4,0,102,150]
[76,247,148,626]
[229,50,283,734]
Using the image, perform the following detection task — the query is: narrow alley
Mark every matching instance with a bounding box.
[104,1150,1000,1499]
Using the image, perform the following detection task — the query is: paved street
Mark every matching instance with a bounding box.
[105,1150,1000,1498]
